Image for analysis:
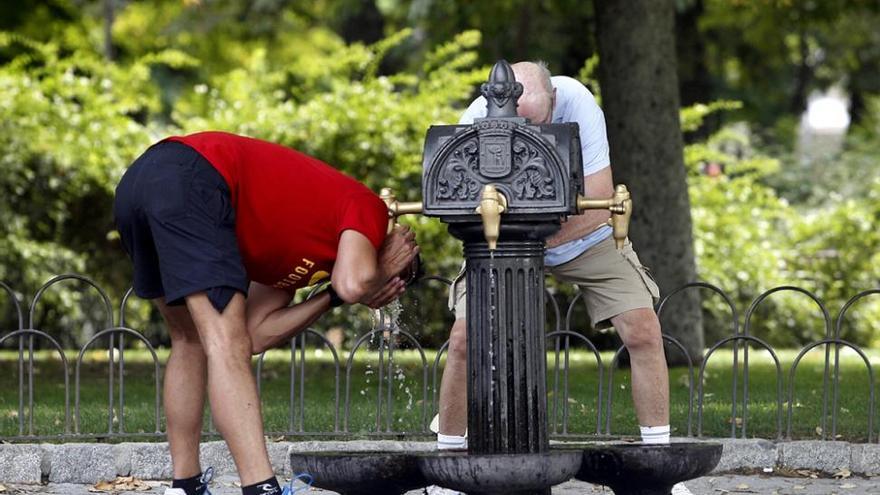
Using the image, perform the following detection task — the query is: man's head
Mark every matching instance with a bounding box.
[511,61,555,124]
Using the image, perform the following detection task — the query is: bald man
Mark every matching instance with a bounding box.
[435,61,671,453]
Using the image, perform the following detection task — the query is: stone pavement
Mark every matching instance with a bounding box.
[4,439,880,484]
[3,473,880,495]
[3,439,880,494]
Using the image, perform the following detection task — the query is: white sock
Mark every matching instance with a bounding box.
[640,424,670,444]
[437,433,467,450]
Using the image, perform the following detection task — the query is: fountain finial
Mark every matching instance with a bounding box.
[480,60,523,118]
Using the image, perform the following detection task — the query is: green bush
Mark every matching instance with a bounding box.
[683,102,880,347]
[1,10,877,350]
[0,33,181,345]
[0,27,486,347]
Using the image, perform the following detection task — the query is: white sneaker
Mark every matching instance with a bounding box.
[671,482,693,495]
[163,467,214,495]
[163,487,214,495]
[429,414,467,437]
[425,485,465,495]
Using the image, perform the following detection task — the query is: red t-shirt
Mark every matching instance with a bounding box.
[165,132,388,292]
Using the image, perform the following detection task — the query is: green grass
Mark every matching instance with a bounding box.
[1,346,878,442]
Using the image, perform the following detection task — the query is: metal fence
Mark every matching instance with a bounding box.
[0,274,877,443]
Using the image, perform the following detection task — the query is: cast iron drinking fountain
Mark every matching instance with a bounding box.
[290,60,722,495]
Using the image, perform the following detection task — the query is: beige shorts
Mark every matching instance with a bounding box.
[448,236,660,329]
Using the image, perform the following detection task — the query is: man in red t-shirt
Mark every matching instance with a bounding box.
[114,132,419,495]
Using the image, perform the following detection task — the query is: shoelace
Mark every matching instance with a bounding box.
[288,473,313,494]
[199,467,214,487]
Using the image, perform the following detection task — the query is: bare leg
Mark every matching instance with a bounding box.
[185,292,274,485]
[438,319,468,436]
[611,308,669,426]
[155,299,207,479]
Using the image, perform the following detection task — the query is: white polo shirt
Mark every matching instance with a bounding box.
[459,76,612,266]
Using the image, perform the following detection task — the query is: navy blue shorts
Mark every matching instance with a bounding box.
[114,141,248,312]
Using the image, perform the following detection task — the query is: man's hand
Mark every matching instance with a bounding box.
[355,225,418,308]
[377,225,420,281]
[546,167,614,248]
[332,226,418,308]
[359,276,406,309]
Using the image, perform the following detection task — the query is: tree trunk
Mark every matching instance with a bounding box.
[789,27,812,115]
[339,0,385,45]
[594,0,703,364]
[103,0,115,61]
[676,0,717,140]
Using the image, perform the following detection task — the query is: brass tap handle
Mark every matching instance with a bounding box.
[380,187,423,234]
[607,184,632,249]
[575,184,632,250]
[475,184,508,251]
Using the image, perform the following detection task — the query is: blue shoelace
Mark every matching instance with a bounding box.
[288,473,313,494]
[199,467,214,495]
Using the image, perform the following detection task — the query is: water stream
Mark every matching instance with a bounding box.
[487,250,497,435]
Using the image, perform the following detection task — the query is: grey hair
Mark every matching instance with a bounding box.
[530,60,554,94]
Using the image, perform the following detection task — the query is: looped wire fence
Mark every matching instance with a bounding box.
[0,273,877,443]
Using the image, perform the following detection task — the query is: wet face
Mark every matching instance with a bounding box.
[516,91,555,124]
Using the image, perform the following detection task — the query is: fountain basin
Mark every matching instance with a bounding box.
[574,442,723,495]
[417,450,583,495]
[288,451,425,495]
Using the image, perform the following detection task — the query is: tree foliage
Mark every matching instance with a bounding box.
[683,103,880,346]
[0,1,877,349]
[0,17,486,345]
[695,0,880,127]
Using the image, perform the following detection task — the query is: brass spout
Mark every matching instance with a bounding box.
[475,184,508,250]
[380,187,423,234]
[576,184,632,249]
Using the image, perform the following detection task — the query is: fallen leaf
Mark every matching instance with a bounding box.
[736,484,750,489]
[833,468,852,479]
[90,476,152,492]
[0,483,7,493]
[793,485,806,490]
[89,481,115,492]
